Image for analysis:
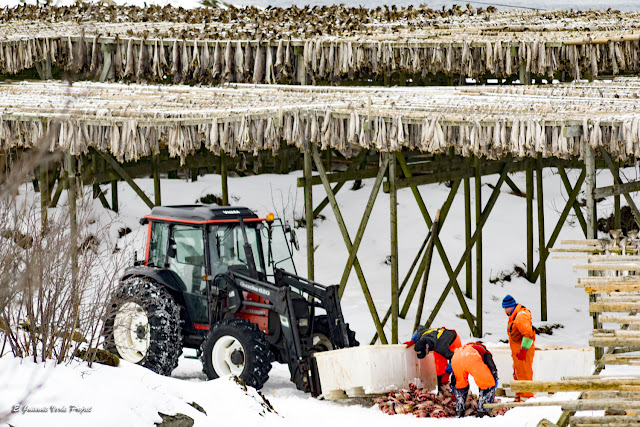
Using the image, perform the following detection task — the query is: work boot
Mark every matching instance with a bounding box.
[456,410,465,418]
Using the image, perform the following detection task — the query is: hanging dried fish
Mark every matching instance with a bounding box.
[124,38,134,78]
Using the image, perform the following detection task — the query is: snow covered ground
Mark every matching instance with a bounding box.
[2,164,638,426]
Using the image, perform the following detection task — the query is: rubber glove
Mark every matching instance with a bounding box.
[445,363,453,374]
[403,340,415,348]
[516,348,527,360]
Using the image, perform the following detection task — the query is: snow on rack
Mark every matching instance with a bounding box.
[2,5,640,80]
[2,79,640,163]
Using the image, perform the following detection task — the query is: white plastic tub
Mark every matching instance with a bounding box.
[314,344,437,400]
[487,345,595,390]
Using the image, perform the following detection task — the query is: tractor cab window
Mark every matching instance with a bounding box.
[148,222,169,267]
[261,219,296,278]
[208,224,266,276]
[169,225,206,294]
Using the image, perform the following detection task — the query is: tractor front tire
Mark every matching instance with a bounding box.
[201,318,272,389]
[312,315,359,352]
[104,277,182,376]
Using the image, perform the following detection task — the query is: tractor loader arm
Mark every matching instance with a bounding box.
[219,271,316,393]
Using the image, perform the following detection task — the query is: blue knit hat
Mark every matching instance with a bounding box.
[502,294,517,309]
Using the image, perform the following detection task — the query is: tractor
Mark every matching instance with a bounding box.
[104,205,358,395]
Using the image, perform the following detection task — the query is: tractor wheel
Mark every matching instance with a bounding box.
[311,315,359,352]
[201,318,272,389]
[104,277,182,376]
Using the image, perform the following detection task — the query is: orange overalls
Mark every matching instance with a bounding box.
[451,343,497,390]
[507,304,536,399]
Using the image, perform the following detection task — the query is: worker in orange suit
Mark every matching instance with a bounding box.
[502,294,535,401]
[451,342,498,418]
[405,326,462,392]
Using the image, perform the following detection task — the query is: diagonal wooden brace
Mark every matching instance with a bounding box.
[425,160,513,335]
[395,152,475,333]
[530,169,586,281]
[600,149,640,229]
[557,166,587,236]
[338,154,389,296]
[311,145,388,344]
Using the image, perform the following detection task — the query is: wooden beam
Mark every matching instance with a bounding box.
[599,315,640,323]
[311,145,388,344]
[68,153,78,286]
[558,166,587,236]
[590,301,640,312]
[577,263,640,271]
[585,145,597,239]
[537,155,548,320]
[111,180,119,212]
[152,151,161,206]
[313,149,368,219]
[585,285,640,294]
[221,152,229,206]
[600,149,640,229]
[531,169,586,282]
[97,151,154,209]
[304,149,314,281]
[506,378,640,392]
[297,167,379,187]
[464,175,472,297]
[486,400,640,411]
[590,337,640,347]
[475,156,483,337]
[571,416,640,425]
[594,180,640,199]
[527,164,534,278]
[389,152,399,343]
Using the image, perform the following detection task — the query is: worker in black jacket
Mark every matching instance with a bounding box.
[405,326,462,391]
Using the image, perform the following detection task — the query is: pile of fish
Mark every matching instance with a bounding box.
[374,383,510,418]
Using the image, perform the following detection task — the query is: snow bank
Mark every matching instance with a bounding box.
[0,356,280,427]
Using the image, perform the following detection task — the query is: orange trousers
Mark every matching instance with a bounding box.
[510,340,535,399]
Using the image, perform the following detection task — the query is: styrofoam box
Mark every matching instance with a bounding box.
[314,344,437,399]
[487,345,595,391]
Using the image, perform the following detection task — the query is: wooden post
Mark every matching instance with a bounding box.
[68,153,78,286]
[615,194,621,230]
[526,164,534,278]
[221,151,229,206]
[475,156,483,338]
[389,152,399,344]
[304,149,314,281]
[464,176,472,298]
[152,151,161,206]
[584,142,602,362]
[111,180,118,212]
[537,155,547,321]
[585,145,596,239]
[40,163,48,229]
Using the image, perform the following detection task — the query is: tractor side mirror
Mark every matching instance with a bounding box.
[167,239,177,259]
[289,229,299,251]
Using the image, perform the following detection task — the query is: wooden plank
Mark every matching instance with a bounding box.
[97,151,154,209]
[561,239,602,245]
[590,337,640,347]
[599,315,640,323]
[508,379,640,393]
[486,399,640,410]
[601,354,640,365]
[590,302,640,312]
[576,263,640,271]
[582,391,640,399]
[571,416,640,425]
[594,180,640,199]
[593,330,640,337]
[580,276,640,285]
